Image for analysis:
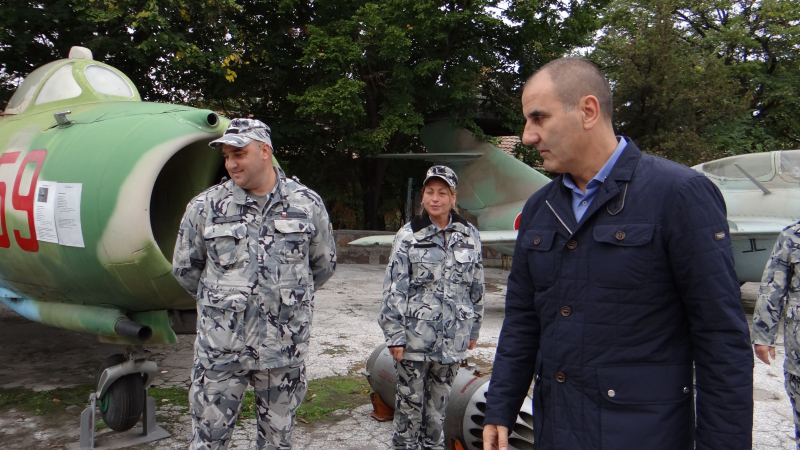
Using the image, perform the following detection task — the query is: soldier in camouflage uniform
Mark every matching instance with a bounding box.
[753,221,800,449]
[379,165,485,450]
[172,118,337,450]
[753,223,800,450]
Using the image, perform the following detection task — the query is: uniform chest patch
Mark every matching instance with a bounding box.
[455,243,474,249]
[213,215,243,224]
[414,243,437,248]
[281,211,308,219]
[714,231,726,241]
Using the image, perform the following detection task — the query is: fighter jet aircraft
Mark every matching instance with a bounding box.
[693,151,800,282]
[349,122,800,284]
[0,46,235,435]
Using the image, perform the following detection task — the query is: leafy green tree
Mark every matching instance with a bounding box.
[277,0,608,229]
[592,0,800,165]
[0,0,243,105]
[1,0,608,229]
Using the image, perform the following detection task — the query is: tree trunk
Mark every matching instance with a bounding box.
[360,132,404,230]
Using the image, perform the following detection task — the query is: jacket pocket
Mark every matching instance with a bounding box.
[204,222,248,269]
[274,218,313,261]
[597,364,693,450]
[404,296,442,354]
[590,223,654,289]
[523,229,557,287]
[196,288,248,356]
[278,286,312,344]
[409,246,445,285]
[452,303,475,352]
[453,246,478,285]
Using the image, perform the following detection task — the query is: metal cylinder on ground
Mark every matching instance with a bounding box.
[363,343,534,450]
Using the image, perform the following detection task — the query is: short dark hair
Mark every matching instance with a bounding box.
[529,57,613,122]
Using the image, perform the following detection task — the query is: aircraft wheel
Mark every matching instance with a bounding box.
[95,354,145,432]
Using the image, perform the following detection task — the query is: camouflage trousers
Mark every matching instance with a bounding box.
[786,371,800,450]
[392,359,458,450]
[189,362,308,450]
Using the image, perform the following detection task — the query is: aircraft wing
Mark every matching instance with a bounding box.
[348,235,396,246]
[371,153,483,164]
[348,230,518,247]
[476,230,518,244]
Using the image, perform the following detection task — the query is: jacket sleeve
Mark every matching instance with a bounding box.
[469,227,485,340]
[666,175,753,450]
[483,204,539,429]
[172,197,207,297]
[378,234,411,347]
[309,200,337,288]
[752,229,793,346]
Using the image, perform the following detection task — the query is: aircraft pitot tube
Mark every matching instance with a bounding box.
[363,343,535,450]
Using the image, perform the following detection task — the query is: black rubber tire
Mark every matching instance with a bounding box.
[95,354,145,432]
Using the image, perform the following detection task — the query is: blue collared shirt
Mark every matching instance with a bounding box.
[562,137,627,221]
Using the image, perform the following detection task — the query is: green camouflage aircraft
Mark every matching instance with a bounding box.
[350,123,800,285]
[0,46,238,436]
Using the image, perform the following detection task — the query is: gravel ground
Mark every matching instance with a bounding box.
[0,266,794,449]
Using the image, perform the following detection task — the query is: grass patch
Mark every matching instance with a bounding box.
[237,373,372,424]
[0,384,192,421]
[0,384,93,415]
[149,386,190,410]
[321,345,349,355]
[297,373,371,421]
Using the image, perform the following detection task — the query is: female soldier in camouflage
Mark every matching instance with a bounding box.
[378,165,485,450]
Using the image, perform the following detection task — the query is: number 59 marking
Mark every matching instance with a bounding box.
[0,149,48,252]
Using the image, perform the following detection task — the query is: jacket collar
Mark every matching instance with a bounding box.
[230,166,288,208]
[546,138,642,235]
[411,211,471,242]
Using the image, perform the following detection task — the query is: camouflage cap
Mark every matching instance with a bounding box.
[423,165,457,189]
[209,118,273,149]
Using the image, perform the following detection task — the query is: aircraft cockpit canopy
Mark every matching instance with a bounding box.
[779,150,800,182]
[700,149,800,184]
[3,47,140,116]
[701,152,775,181]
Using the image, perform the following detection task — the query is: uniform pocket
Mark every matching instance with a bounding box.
[453,247,478,285]
[278,286,312,344]
[784,303,800,350]
[791,249,800,292]
[590,223,654,289]
[204,222,248,268]
[409,245,445,285]
[453,303,475,352]
[597,364,693,450]
[274,219,313,261]
[404,296,442,354]
[196,288,248,356]
[523,229,557,287]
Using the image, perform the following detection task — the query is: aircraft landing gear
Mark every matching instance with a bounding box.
[67,346,171,449]
[96,354,145,431]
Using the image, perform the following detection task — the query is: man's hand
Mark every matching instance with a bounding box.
[755,344,776,365]
[389,346,404,361]
[468,339,477,350]
[482,424,508,450]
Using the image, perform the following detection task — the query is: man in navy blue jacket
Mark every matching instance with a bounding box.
[482,58,753,450]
